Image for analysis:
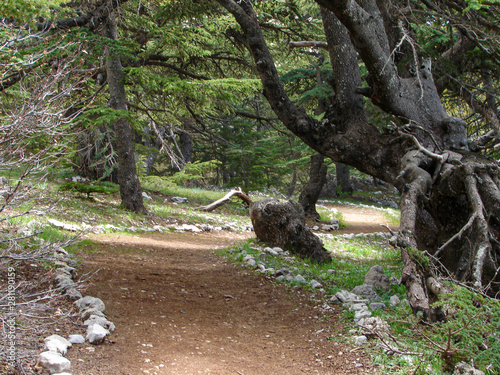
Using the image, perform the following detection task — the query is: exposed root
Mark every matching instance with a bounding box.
[463,165,491,289]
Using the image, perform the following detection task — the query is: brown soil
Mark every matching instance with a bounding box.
[332,204,396,234]
[64,204,391,375]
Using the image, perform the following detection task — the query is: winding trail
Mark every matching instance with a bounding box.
[66,205,391,374]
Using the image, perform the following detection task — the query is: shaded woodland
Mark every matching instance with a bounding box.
[2,0,500,317]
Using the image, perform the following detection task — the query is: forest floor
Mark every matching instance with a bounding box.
[63,203,392,375]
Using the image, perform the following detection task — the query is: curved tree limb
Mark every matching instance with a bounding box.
[197,188,252,212]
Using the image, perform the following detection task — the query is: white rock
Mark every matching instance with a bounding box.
[349,303,368,312]
[47,218,81,232]
[38,351,71,374]
[335,290,364,303]
[81,307,106,321]
[389,295,401,306]
[358,316,390,336]
[354,309,372,321]
[83,315,115,332]
[294,275,307,283]
[175,224,201,232]
[310,280,323,289]
[86,324,109,344]
[44,335,72,355]
[353,335,368,345]
[171,196,189,204]
[68,334,85,344]
[142,192,152,200]
[263,247,279,256]
[75,296,105,312]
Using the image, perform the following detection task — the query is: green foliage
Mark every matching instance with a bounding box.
[168,160,221,186]
[464,0,500,11]
[430,287,500,373]
[2,0,63,23]
[59,181,119,198]
[407,247,430,269]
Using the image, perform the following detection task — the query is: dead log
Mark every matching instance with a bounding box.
[249,199,332,263]
[197,188,252,212]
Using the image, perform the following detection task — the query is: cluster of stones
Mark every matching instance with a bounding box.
[53,252,82,301]
[38,292,114,373]
[330,265,405,347]
[330,267,486,375]
[237,246,325,290]
[310,219,340,232]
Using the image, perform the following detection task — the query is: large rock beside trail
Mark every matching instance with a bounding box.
[351,284,381,302]
[75,296,105,313]
[44,335,72,355]
[364,265,391,291]
[86,324,109,344]
[249,199,331,263]
[38,351,71,374]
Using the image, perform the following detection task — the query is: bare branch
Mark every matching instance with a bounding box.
[197,188,252,212]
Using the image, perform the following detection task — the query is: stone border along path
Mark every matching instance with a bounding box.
[37,250,116,374]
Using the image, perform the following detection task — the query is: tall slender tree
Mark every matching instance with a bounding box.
[104,10,146,213]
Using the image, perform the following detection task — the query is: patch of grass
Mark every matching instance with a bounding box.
[384,208,400,226]
[220,234,402,295]
[317,205,346,228]
[37,226,73,243]
[322,236,402,291]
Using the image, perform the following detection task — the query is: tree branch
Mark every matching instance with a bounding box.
[197,188,252,212]
[289,41,328,50]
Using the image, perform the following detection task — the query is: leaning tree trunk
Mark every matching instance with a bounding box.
[104,12,146,213]
[298,154,327,220]
[217,0,500,317]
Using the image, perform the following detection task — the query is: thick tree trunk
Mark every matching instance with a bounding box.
[335,163,352,196]
[298,154,327,219]
[105,12,146,214]
[250,199,332,263]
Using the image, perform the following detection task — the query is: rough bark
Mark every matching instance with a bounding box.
[298,154,327,219]
[286,169,298,199]
[216,0,500,314]
[249,199,332,263]
[177,129,193,169]
[104,12,146,214]
[335,163,352,195]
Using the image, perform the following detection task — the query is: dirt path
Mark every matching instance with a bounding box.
[332,204,396,234]
[66,205,390,374]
